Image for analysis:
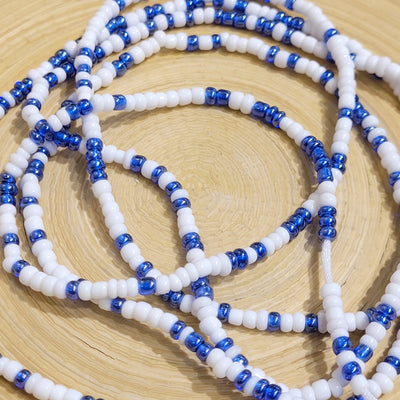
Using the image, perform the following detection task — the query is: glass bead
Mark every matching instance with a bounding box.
[10,88,24,103]
[90,170,108,184]
[318,206,337,217]
[76,79,93,89]
[216,89,230,106]
[191,277,209,292]
[353,108,369,125]
[37,146,50,158]
[354,344,373,362]
[221,12,235,26]
[371,135,388,151]
[319,216,336,227]
[332,336,353,355]
[60,62,76,78]
[170,320,187,340]
[225,251,238,270]
[195,285,214,299]
[182,232,202,250]
[76,64,91,73]
[282,28,295,45]
[304,313,318,333]
[266,46,279,63]
[234,369,252,391]
[251,102,269,119]
[11,260,30,278]
[53,130,70,147]
[233,248,248,269]
[119,52,134,69]
[185,332,205,351]
[68,134,82,151]
[187,35,199,51]
[232,354,248,366]
[65,280,80,300]
[115,0,126,11]
[81,396,95,400]
[317,167,333,183]
[288,214,306,231]
[318,226,337,241]
[281,221,298,240]
[384,356,400,374]
[234,0,248,12]
[169,291,184,308]
[0,182,18,195]
[0,97,10,112]
[77,99,93,115]
[0,194,16,206]
[29,229,46,244]
[86,159,106,174]
[263,22,277,37]
[338,108,353,119]
[14,369,31,389]
[196,342,213,362]
[171,197,191,213]
[165,181,182,196]
[265,384,282,400]
[320,70,334,86]
[166,13,175,29]
[362,126,376,140]
[29,129,45,145]
[250,242,267,261]
[252,378,269,399]
[377,303,397,320]
[342,361,361,381]
[153,4,164,15]
[150,166,167,184]
[215,337,234,351]
[94,46,106,62]
[217,303,231,323]
[136,261,153,279]
[65,104,81,121]
[113,94,127,110]
[212,34,221,49]
[86,150,102,161]
[287,53,300,69]
[130,155,147,172]
[43,72,58,89]
[233,14,247,29]
[115,233,133,250]
[205,87,217,105]
[0,173,16,184]
[272,111,286,128]
[267,312,281,331]
[186,11,194,27]
[285,0,295,10]
[264,106,278,124]
[110,297,126,314]
[255,17,267,33]
[323,28,340,43]
[138,277,157,295]
[23,98,42,110]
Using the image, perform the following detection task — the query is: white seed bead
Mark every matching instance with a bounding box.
[292,312,305,332]
[226,362,245,382]
[311,379,331,400]
[213,357,233,378]
[228,308,244,326]
[206,348,225,367]
[199,316,222,335]
[372,372,394,394]
[256,310,269,330]
[32,377,55,400]
[242,310,257,329]
[280,313,293,332]
[365,321,387,342]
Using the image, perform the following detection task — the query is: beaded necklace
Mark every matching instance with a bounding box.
[0,1,400,400]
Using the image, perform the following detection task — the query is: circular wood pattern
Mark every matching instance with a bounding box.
[0,0,400,399]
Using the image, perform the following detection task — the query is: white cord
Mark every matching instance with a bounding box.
[322,239,333,284]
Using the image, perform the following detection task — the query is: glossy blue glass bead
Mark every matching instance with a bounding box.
[300,135,316,152]
[22,77,33,91]
[161,289,173,302]
[35,119,53,139]
[234,369,252,391]
[14,80,30,95]
[212,34,221,48]
[252,378,269,399]
[115,233,133,250]
[282,28,295,45]
[319,216,336,228]
[25,167,44,182]
[354,344,373,362]
[19,196,38,211]
[353,108,369,125]
[138,277,156,295]
[60,61,76,78]
[310,147,327,164]
[86,150,102,162]
[114,0,126,11]
[185,11,194,26]
[264,106,278,124]
[221,11,235,25]
[86,159,106,174]
[304,313,318,333]
[182,232,201,249]
[186,35,199,51]
[23,98,42,110]
[53,130,70,147]
[0,173,15,184]
[287,53,300,69]
[195,285,214,299]
[318,226,336,241]
[184,238,203,251]
[305,139,323,157]
[150,166,167,184]
[14,369,31,389]
[213,0,224,7]
[76,79,92,89]
[110,297,125,314]
[1,233,19,248]
[234,0,248,11]
[0,194,16,206]
[185,332,205,351]
[250,241,267,261]
[113,94,127,110]
[266,46,279,63]
[272,110,286,128]
[171,197,191,212]
[165,181,182,196]
[216,89,230,106]
[65,103,81,121]
[28,159,45,172]
[255,17,267,33]
[371,135,387,151]
[68,134,82,151]
[191,277,209,296]
[37,146,50,158]
[285,0,295,10]
[281,221,298,240]
[318,206,337,217]
[196,342,213,361]
[324,28,340,43]
[76,64,91,74]
[215,337,234,351]
[265,384,282,400]
[136,261,153,279]
[94,46,106,61]
[43,72,58,89]
[170,320,186,339]
[29,128,44,145]
[342,361,361,381]
[251,101,268,119]
[153,4,165,14]
[291,16,304,30]
[288,214,306,231]
[81,396,95,400]
[317,167,333,183]
[169,291,184,308]
[273,11,286,22]
[377,303,397,320]
[362,126,376,140]
[89,170,108,184]
[332,336,353,355]
[384,356,400,374]
[166,13,175,29]
[205,87,217,105]
[346,396,364,400]
[389,171,400,186]
[331,152,347,171]
[263,21,277,36]
[79,47,94,60]
[225,251,238,270]
[10,88,24,103]
[65,280,80,300]
[0,182,17,195]
[372,311,391,329]
[144,5,155,19]
[338,107,353,119]
[119,52,134,69]
[117,29,132,46]
[233,13,247,28]
[320,70,334,86]
[113,59,128,77]
[365,307,376,322]
[233,248,248,269]
[29,229,46,244]
[11,260,29,278]
[77,99,93,115]
[130,155,147,172]
[217,302,231,323]
[267,312,281,331]
[232,354,248,366]
[0,96,10,113]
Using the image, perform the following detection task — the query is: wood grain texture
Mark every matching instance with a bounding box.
[0,0,400,399]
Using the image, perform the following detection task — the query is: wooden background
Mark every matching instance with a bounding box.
[0,0,399,399]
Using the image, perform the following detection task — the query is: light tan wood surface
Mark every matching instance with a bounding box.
[0,0,400,399]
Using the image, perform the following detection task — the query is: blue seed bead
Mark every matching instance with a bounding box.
[377,303,397,320]
[11,260,30,278]
[288,213,306,231]
[267,312,281,331]
[371,135,387,151]
[166,13,175,29]
[252,379,270,400]
[153,3,165,14]
[332,336,353,355]
[90,170,108,184]
[318,206,337,217]
[29,229,46,243]
[29,129,44,145]
[272,110,286,128]
[212,34,221,48]
[273,11,285,22]
[300,135,316,152]
[389,171,400,186]
[144,5,155,19]
[233,248,248,269]
[10,88,25,103]
[250,241,267,261]
[266,46,279,63]
[205,87,217,105]
[318,226,336,241]
[191,277,210,295]
[170,321,186,339]
[130,155,147,172]
[215,337,234,351]
[373,311,391,329]
[319,216,336,228]
[216,89,230,106]
[37,146,50,158]
[76,79,92,89]
[138,277,156,295]
[255,17,267,33]
[291,16,304,30]
[362,126,376,140]
[113,94,127,111]
[187,35,199,51]
[264,106,278,124]
[0,173,16,184]
[195,285,214,299]
[304,313,318,333]
[53,130,70,147]
[86,150,102,161]
[287,53,300,69]
[65,280,80,300]
[305,139,323,157]
[233,13,247,29]
[354,344,373,362]
[76,64,92,74]
[23,98,42,110]
[263,21,276,36]
[81,396,95,400]
[43,72,58,89]
[234,0,248,12]
[60,61,76,78]
[251,101,269,119]
[234,369,252,391]
[169,291,184,308]
[94,46,106,61]
[213,0,224,7]
[115,233,133,250]
[165,181,182,196]
[68,134,82,152]
[86,159,106,174]
[320,70,334,86]
[1,182,18,195]
[77,99,93,115]
[342,361,361,381]
[221,11,235,26]
[365,307,376,322]
[317,167,333,183]
[185,332,205,351]
[110,297,125,314]
[232,354,248,366]
[196,342,213,362]
[65,103,81,121]
[115,0,126,11]
[225,251,238,270]
[324,28,340,43]
[217,302,231,323]
[282,28,295,44]
[338,107,353,119]
[182,232,201,249]
[171,197,191,212]
[185,11,194,27]
[265,384,282,400]
[22,77,33,91]
[193,0,205,8]
[353,108,369,125]
[285,0,295,10]
[14,369,31,389]
[136,261,153,279]
[119,52,134,68]
[184,238,203,251]
[0,96,10,113]
[118,29,132,46]
[151,166,167,184]
[0,194,16,206]
[14,80,30,95]
[1,233,19,248]
[384,356,400,374]
[281,221,298,240]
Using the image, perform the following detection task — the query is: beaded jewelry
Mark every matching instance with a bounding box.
[0,0,400,400]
